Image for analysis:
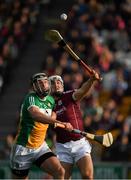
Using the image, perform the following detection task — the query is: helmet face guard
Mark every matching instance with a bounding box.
[31,73,50,96]
[49,75,64,97]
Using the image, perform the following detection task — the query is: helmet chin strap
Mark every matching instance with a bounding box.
[33,81,49,97]
[52,91,63,98]
[40,90,49,96]
[36,89,49,97]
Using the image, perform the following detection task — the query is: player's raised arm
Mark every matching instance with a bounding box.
[72,70,100,101]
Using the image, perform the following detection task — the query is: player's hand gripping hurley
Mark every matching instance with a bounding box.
[45,29,102,81]
[54,123,113,147]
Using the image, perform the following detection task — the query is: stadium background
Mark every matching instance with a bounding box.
[0,0,131,179]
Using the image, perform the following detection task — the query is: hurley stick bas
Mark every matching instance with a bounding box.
[54,123,113,147]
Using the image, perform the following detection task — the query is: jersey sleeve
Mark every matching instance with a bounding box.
[25,94,39,110]
[71,89,78,101]
[63,90,76,101]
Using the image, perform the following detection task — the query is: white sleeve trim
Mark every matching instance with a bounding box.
[72,89,77,101]
[27,105,39,111]
[72,92,77,101]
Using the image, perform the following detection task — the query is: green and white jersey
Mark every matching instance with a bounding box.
[15,92,55,148]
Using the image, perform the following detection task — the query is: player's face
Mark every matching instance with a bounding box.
[51,79,64,95]
[37,79,49,92]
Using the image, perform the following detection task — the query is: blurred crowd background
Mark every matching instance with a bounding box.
[0,0,131,165]
[0,0,39,93]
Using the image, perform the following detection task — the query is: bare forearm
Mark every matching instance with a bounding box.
[73,70,100,101]
[73,77,95,101]
[80,78,95,94]
[51,111,57,120]
[29,107,62,125]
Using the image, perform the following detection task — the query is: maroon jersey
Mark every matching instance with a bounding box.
[54,90,84,143]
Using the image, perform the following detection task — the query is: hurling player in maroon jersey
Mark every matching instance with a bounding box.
[49,70,100,180]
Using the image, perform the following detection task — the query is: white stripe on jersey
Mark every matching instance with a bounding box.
[29,96,35,106]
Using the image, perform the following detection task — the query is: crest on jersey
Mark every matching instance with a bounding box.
[58,100,62,106]
[48,102,51,107]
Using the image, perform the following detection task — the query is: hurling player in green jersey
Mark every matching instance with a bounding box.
[10,72,73,179]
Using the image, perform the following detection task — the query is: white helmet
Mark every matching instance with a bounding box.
[49,75,64,86]
[49,75,64,97]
